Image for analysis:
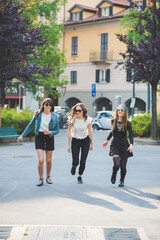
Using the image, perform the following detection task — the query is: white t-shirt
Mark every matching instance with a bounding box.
[70,117,92,139]
[39,113,51,132]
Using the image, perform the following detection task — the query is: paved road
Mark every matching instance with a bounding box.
[0,130,160,240]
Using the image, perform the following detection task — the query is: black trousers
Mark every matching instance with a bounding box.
[71,136,90,175]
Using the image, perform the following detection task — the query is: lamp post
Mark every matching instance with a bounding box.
[62,86,66,107]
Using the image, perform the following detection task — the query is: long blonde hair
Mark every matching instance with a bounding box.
[111,104,128,132]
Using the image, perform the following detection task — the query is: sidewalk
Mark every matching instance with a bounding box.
[0,225,149,240]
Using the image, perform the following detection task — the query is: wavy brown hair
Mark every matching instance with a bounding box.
[36,98,54,118]
[70,103,88,121]
[111,104,128,132]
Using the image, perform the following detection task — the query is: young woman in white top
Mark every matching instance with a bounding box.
[67,103,93,184]
[17,98,59,186]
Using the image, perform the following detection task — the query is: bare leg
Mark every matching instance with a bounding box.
[37,149,44,179]
[46,151,53,178]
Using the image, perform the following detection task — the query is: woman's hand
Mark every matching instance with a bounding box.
[89,144,93,150]
[43,129,50,135]
[67,146,70,153]
[17,136,23,143]
[127,144,133,153]
[102,140,108,148]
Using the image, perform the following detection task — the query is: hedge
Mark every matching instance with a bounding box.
[131,114,160,138]
[1,108,160,139]
[1,108,34,137]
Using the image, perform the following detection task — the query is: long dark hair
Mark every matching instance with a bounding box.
[36,98,54,118]
[70,103,88,121]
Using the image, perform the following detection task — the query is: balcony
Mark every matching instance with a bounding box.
[89,50,113,64]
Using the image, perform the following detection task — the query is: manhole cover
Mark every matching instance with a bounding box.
[104,228,140,240]
[0,226,12,240]
[24,227,87,240]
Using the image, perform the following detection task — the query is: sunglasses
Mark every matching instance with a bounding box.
[45,103,52,107]
[118,109,124,112]
[75,109,82,113]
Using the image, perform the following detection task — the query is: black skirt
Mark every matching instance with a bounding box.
[109,137,133,159]
[35,132,54,151]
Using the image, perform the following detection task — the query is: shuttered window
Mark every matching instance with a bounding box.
[95,69,110,83]
[72,37,78,56]
[71,71,77,84]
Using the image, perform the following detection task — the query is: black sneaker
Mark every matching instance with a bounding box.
[119,181,124,187]
[71,166,76,175]
[77,176,83,184]
[37,178,43,187]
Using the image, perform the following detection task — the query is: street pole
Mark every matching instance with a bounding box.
[147,82,150,113]
[19,82,21,112]
[131,80,135,117]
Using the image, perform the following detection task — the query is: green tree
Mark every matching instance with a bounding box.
[0,0,51,107]
[22,0,68,100]
[116,0,160,140]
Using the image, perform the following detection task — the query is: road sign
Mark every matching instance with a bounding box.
[130,97,136,108]
[62,86,66,97]
[92,84,96,97]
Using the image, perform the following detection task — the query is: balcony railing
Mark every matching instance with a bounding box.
[89,50,113,63]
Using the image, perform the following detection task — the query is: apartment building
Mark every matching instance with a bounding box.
[59,0,150,116]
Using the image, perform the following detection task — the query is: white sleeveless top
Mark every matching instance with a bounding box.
[70,117,92,139]
[39,113,51,132]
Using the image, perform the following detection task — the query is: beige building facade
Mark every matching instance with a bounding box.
[59,0,151,116]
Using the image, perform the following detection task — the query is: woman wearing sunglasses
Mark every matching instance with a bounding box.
[17,98,59,186]
[102,104,133,187]
[67,103,93,184]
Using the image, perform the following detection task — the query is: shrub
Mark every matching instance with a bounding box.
[1,108,34,137]
[131,114,160,138]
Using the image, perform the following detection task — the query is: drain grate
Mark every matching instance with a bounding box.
[24,227,87,240]
[0,226,12,240]
[104,228,140,240]
[13,155,34,158]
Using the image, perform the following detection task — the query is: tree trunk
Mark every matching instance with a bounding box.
[0,81,6,107]
[151,82,157,140]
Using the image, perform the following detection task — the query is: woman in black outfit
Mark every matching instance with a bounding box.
[102,104,133,187]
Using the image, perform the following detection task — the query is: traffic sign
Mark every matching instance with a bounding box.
[92,84,96,97]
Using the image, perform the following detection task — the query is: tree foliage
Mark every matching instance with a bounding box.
[22,0,68,99]
[0,0,51,105]
[116,0,160,139]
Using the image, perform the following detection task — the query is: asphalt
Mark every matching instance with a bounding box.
[0,129,160,240]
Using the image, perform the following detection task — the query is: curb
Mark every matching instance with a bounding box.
[135,138,160,145]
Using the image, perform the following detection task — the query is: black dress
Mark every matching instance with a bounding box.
[107,120,133,159]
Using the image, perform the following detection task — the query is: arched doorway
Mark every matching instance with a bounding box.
[95,97,112,111]
[125,98,146,115]
[66,97,81,110]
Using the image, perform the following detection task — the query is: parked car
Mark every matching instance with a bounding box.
[92,111,114,130]
[54,106,70,113]
[55,110,68,129]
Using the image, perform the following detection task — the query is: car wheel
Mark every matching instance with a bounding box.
[92,124,99,130]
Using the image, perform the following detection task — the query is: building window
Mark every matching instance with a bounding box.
[96,69,110,83]
[72,37,78,56]
[101,33,108,60]
[103,7,109,16]
[74,12,80,21]
[71,71,77,84]
[135,1,143,11]
[100,71,105,83]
